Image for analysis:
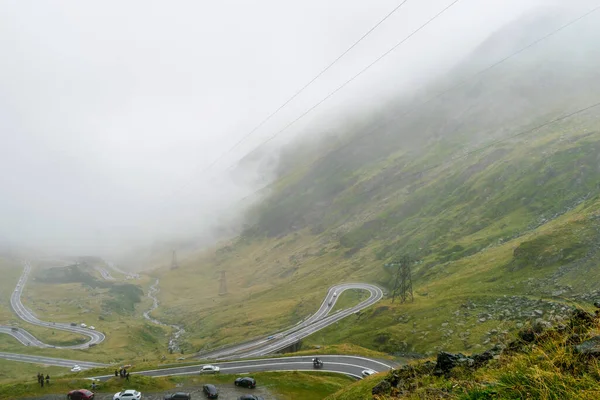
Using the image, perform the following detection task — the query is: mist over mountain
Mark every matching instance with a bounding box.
[236,4,600,241]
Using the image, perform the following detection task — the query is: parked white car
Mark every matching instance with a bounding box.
[199,365,220,373]
[113,389,142,400]
[80,323,87,328]
[362,369,376,377]
[89,326,95,330]
[71,365,82,372]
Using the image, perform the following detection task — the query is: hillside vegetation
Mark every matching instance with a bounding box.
[152,8,600,360]
[325,308,600,399]
[0,261,176,365]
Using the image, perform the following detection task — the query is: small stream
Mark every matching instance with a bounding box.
[143,279,185,353]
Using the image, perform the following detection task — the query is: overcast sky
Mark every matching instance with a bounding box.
[0,0,585,256]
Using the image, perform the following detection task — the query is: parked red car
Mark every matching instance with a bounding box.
[68,389,95,399]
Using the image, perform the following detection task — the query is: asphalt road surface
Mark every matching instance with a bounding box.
[92,355,393,381]
[0,270,390,381]
[0,262,105,349]
[94,266,115,281]
[0,352,107,370]
[198,283,384,359]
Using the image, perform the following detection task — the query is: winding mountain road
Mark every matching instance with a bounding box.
[92,355,393,380]
[0,262,105,349]
[0,270,390,380]
[94,266,115,281]
[0,352,107,370]
[197,283,384,360]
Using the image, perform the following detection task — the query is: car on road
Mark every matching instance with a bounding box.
[200,364,220,373]
[67,389,95,399]
[362,369,377,377]
[113,389,142,400]
[234,377,256,388]
[312,357,324,369]
[238,395,263,400]
[71,365,82,372]
[203,383,219,398]
[164,391,191,400]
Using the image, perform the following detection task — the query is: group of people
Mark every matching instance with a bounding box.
[115,367,130,381]
[36,373,49,387]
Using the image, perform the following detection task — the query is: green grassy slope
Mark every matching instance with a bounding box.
[0,262,173,364]
[325,309,600,399]
[151,11,600,357]
[154,113,600,355]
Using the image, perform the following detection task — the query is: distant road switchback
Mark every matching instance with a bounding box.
[0,262,105,350]
[1,279,391,380]
[196,283,384,360]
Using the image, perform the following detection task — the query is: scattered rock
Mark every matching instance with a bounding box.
[532,319,552,333]
[570,309,596,329]
[518,328,536,343]
[371,379,392,396]
[433,352,474,376]
[574,336,600,356]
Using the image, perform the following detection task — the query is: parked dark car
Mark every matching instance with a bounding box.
[164,392,191,400]
[203,384,218,398]
[238,395,263,400]
[234,377,256,388]
[67,389,95,400]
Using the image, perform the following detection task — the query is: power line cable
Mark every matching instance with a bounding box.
[234,0,463,168]
[232,3,600,204]
[162,0,411,200]
[167,2,600,263]
[176,100,600,267]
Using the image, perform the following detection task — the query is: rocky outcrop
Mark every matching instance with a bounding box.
[574,336,600,356]
[371,308,600,399]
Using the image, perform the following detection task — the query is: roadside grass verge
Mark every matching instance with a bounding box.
[0,359,68,383]
[324,373,383,400]
[330,289,370,314]
[0,370,353,400]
